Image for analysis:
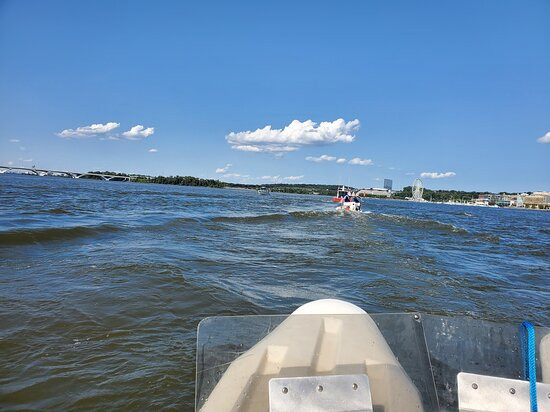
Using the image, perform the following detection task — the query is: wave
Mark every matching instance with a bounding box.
[289,210,336,219]
[374,212,468,234]
[517,248,548,258]
[476,233,500,244]
[141,217,200,232]
[39,208,72,215]
[0,224,121,246]
[448,211,473,217]
[212,210,335,224]
[212,213,287,223]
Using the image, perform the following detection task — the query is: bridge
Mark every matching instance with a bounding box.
[0,166,135,181]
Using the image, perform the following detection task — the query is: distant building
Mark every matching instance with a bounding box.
[357,188,391,198]
[471,193,493,206]
[523,192,550,209]
[494,194,512,207]
[383,179,393,191]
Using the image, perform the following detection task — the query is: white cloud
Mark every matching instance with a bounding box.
[7,161,13,165]
[227,118,360,153]
[405,172,416,176]
[305,155,349,164]
[223,173,249,178]
[9,139,20,143]
[122,125,154,140]
[420,171,456,179]
[537,132,550,143]
[22,158,33,162]
[57,122,120,138]
[348,157,373,166]
[305,154,336,162]
[215,163,232,173]
[257,175,303,182]
[230,145,261,152]
[233,144,297,153]
[148,148,158,153]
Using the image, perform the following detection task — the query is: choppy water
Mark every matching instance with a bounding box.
[1,174,548,410]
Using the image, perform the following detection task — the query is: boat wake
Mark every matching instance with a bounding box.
[212,210,337,224]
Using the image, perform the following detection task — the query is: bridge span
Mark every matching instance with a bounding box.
[0,166,135,181]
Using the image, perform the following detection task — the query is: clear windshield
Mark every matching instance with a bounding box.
[196,313,549,411]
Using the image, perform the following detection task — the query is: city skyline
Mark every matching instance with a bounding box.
[1,1,549,192]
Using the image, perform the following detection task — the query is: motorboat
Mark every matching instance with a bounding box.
[337,195,361,212]
[331,185,351,202]
[196,299,550,411]
[258,186,271,195]
[332,186,361,212]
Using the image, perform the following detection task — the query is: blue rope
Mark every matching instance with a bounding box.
[520,321,538,412]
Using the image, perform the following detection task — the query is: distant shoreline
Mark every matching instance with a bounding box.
[1,171,548,210]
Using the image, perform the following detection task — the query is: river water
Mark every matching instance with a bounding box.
[0,174,548,409]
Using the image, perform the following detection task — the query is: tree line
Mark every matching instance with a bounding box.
[85,171,515,200]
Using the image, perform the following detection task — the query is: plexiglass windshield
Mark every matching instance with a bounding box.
[196,313,549,411]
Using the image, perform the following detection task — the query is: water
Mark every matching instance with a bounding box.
[1,174,548,410]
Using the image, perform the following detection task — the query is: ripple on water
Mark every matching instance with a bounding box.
[0,174,549,410]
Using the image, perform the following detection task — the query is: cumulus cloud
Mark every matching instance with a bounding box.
[537,132,550,143]
[284,175,304,181]
[227,118,360,153]
[420,171,456,179]
[305,154,336,162]
[57,122,120,138]
[9,139,20,143]
[122,125,154,140]
[215,163,232,173]
[305,155,350,164]
[148,148,158,153]
[348,157,373,166]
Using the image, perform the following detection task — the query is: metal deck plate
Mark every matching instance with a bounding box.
[269,374,373,412]
[458,372,550,412]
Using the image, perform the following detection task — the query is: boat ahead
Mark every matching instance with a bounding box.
[196,299,550,412]
[258,186,271,195]
[332,186,361,212]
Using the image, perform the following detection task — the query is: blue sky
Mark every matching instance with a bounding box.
[1,0,548,191]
